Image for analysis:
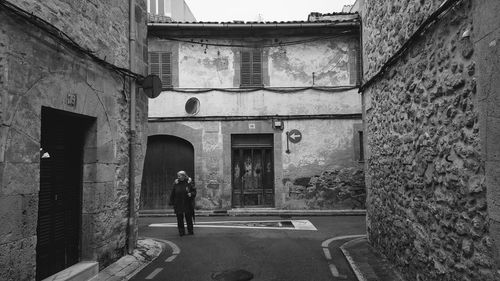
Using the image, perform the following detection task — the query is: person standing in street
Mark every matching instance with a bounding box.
[169,171,196,236]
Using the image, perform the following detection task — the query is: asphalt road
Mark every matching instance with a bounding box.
[131,216,366,281]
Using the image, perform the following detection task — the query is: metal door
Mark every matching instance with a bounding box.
[231,134,274,207]
[140,135,195,210]
[37,108,91,280]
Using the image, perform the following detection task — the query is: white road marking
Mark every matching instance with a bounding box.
[149,220,317,231]
[323,248,332,260]
[321,234,366,248]
[322,234,366,280]
[145,268,163,280]
[165,254,177,262]
[329,263,340,277]
[164,240,180,255]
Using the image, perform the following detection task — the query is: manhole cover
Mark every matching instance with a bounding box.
[212,269,254,281]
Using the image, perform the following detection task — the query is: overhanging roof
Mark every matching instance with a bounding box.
[148,14,360,38]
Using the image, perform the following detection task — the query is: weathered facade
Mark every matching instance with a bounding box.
[361,0,500,280]
[0,1,148,280]
[143,15,365,211]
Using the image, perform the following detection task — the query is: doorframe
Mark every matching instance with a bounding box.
[221,120,284,209]
[37,107,96,280]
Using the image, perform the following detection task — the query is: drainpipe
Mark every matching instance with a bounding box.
[127,0,137,254]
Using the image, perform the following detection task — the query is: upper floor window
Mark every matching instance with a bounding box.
[240,50,263,87]
[149,52,172,89]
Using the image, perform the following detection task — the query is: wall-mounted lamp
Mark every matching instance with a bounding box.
[272,118,284,130]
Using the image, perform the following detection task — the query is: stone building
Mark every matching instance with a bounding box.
[142,13,364,212]
[360,0,500,280]
[0,0,148,280]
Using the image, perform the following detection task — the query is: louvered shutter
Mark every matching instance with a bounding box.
[349,43,360,85]
[251,50,262,86]
[160,52,172,88]
[149,52,172,89]
[241,51,251,86]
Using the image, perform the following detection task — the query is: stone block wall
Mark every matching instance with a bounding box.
[362,0,442,79]
[362,0,499,280]
[0,1,148,280]
[9,0,147,70]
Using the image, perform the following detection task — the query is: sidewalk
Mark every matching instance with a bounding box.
[91,238,164,281]
[341,237,404,281]
[139,208,366,217]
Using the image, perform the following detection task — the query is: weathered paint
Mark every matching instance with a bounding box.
[149,88,361,117]
[146,30,363,210]
[147,36,358,88]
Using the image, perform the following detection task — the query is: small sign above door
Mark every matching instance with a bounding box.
[288,129,302,143]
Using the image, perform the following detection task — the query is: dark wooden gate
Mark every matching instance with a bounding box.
[231,134,274,207]
[140,135,195,210]
[37,108,93,280]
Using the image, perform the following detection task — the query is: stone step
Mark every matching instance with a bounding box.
[42,261,98,281]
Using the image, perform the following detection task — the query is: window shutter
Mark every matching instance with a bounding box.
[240,50,263,87]
[349,43,360,85]
[241,51,251,86]
[160,52,172,88]
[149,52,160,77]
[149,52,172,88]
[251,50,262,86]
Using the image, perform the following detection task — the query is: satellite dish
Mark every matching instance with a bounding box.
[141,75,162,99]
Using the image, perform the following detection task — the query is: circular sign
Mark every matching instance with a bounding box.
[288,129,302,143]
[142,75,162,99]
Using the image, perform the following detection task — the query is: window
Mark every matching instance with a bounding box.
[240,50,263,87]
[358,131,364,161]
[349,42,361,86]
[149,52,172,89]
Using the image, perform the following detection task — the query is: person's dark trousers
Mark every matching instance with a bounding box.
[176,212,194,235]
[185,211,194,234]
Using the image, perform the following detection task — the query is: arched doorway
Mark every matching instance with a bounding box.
[140,135,195,210]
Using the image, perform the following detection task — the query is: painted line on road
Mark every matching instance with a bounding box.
[145,268,163,279]
[150,219,317,231]
[322,234,365,279]
[150,238,181,264]
[321,234,366,248]
[323,247,332,260]
[329,263,340,277]
[165,254,177,262]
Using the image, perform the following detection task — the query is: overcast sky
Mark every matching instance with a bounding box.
[184,0,356,22]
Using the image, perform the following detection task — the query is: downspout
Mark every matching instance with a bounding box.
[127,0,137,254]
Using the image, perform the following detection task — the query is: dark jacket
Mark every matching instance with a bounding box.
[169,178,196,214]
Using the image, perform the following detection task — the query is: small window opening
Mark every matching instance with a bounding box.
[185,97,200,115]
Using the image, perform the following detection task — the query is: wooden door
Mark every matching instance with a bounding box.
[140,135,195,210]
[37,108,91,280]
[231,134,274,207]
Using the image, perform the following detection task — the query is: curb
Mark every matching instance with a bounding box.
[139,209,366,217]
[321,235,366,280]
[92,238,165,281]
[340,237,368,281]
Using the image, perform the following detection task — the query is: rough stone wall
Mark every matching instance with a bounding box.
[0,1,148,279]
[9,0,130,69]
[363,0,499,280]
[362,0,442,80]
[282,119,363,209]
